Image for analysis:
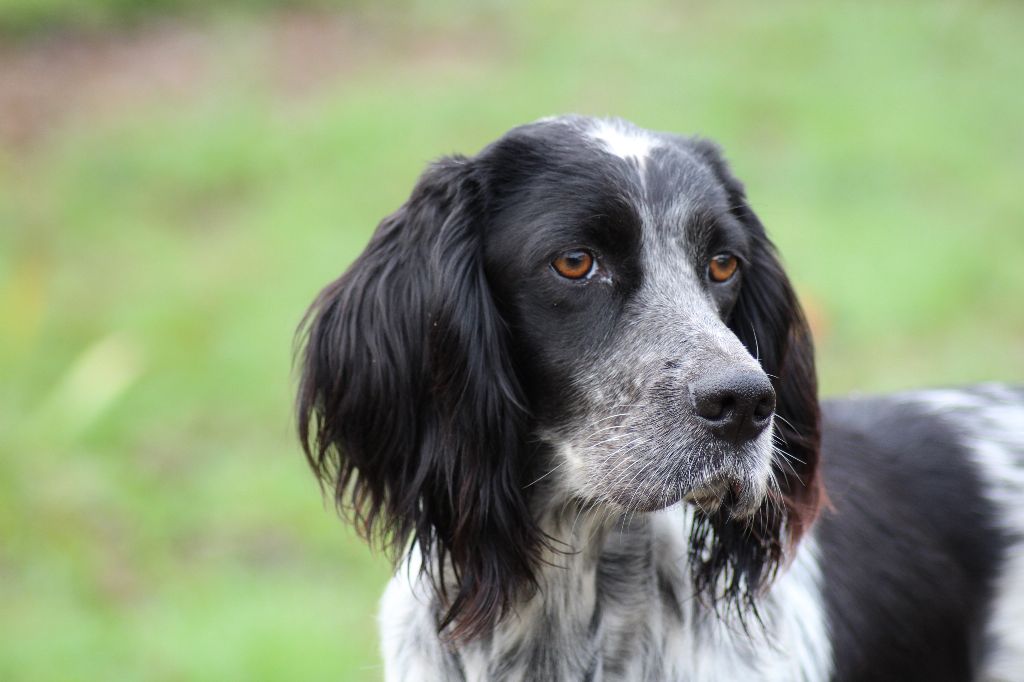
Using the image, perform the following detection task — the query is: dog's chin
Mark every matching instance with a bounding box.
[563,434,775,519]
[684,441,775,520]
[683,476,768,520]
[597,467,771,518]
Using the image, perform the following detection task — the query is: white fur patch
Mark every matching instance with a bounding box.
[379,556,459,682]
[912,386,1024,681]
[764,536,834,681]
[587,119,658,165]
[649,507,833,681]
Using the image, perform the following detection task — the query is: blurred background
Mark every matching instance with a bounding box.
[1,0,1021,679]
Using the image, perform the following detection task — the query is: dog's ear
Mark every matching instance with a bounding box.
[296,156,540,640]
[694,140,823,546]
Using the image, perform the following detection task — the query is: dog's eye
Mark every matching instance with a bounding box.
[552,250,596,280]
[708,254,739,282]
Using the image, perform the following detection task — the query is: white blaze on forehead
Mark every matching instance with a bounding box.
[587,119,659,164]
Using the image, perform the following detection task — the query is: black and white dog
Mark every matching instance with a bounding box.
[297,116,1024,681]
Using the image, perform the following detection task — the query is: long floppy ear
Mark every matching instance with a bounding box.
[296,156,541,640]
[694,140,823,547]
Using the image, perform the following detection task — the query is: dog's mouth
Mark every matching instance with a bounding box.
[594,463,769,518]
[558,413,775,518]
[683,471,767,520]
[684,485,729,513]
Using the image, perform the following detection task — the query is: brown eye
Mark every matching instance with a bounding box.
[552,250,595,280]
[708,254,739,282]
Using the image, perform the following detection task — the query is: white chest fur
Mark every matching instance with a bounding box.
[379,505,832,681]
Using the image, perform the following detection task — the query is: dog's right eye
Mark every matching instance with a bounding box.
[552,250,596,280]
[708,254,739,283]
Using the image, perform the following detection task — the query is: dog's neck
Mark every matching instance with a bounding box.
[381,492,831,681]
[452,498,831,681]
[456,500,660,679]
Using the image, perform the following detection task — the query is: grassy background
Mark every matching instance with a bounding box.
[1,1,1022,679]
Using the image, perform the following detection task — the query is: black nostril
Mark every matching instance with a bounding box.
[694,391,730,421]
[691,370,776,443]
[753,391,775,420]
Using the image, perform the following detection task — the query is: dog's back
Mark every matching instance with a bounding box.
[818,385,1024,681]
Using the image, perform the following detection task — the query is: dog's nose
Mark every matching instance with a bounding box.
[692,370,775,443]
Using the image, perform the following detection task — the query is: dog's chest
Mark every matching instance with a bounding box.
[457,516,831,681]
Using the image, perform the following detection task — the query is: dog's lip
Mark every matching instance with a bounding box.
[684,477,762,518]
[683,483,729,512]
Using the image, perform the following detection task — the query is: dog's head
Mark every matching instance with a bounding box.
[298,116,821,639]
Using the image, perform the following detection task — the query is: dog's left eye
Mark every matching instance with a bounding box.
[552,250,596,280]
[708,254,739,283]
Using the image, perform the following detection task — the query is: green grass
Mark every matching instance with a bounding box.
[2,1,1023,679]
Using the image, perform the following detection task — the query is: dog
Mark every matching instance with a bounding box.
[296,115,1024,681]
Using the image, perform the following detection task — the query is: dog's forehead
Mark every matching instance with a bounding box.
[496,116,727,215]
[584,118,660,166]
